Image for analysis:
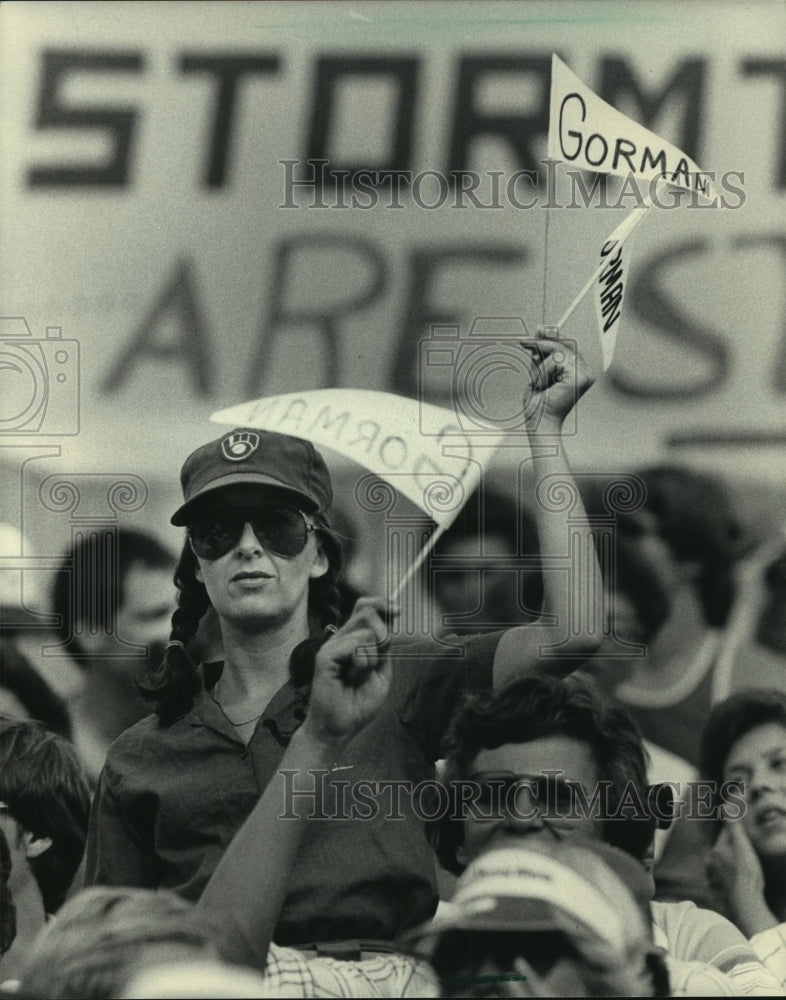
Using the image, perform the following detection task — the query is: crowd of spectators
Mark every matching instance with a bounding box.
[2,335,786,997]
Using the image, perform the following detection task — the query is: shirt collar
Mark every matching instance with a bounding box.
[190,662,310,745]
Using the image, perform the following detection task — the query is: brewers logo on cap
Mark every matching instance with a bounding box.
[171,426,333,525]
[221,430,260,462]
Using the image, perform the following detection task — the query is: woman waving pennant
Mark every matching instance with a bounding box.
[85,337,601,955]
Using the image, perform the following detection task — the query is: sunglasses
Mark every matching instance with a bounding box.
[471,771,581,822]
[188,507,316,560]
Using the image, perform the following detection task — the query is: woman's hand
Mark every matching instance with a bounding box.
[302,597,396,749]
[706,821,778,936]
[521,337,595,433]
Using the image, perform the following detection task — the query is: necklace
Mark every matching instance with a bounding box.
[210,686,266,728]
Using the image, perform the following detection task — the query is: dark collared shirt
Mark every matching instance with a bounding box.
[85,632,499,945]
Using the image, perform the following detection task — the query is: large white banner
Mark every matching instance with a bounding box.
[0,0,783,511]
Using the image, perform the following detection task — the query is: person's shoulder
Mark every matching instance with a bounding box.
[391,630,504,669]
[112,711,164,743]
[653,898,767,965]
[651,897,703,924]
[100,714,157,770]
[652,897,733,932]
[387,631,501,706]
[103,709,194,774]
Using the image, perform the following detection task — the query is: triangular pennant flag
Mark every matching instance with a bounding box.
[592,203,653,369]
[548,54,721,204]
[555,197,655,338]
[211,389,504,528]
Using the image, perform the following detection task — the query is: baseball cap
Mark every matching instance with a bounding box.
[407,839,655,958]
[171,428,333,526]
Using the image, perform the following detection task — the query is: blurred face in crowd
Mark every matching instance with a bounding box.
[460,735,602,865]
[723,722,786,862]
[75,560,175,677]
[434,534,540,630]
[115,563,175,669]
[585,589,647,697]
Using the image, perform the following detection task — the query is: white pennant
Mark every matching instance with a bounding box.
[211,389,504,528]
[548,54,721,204]
[592,203,652,369]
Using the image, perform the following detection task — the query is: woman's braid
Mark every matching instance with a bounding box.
[136,543,209,722]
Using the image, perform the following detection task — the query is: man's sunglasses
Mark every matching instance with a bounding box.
[188,507,316,560]
[471,771,674,831]
[471,771,581,823]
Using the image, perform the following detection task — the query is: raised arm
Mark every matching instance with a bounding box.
[707,821,779,937]
[193,598,393,969]
[493,338,601,687]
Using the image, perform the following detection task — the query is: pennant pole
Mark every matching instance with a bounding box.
[542,179,552,329]
[391,519,451,605]
[554,200,655,331]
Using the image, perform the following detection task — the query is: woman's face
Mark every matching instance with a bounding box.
[189,488,328,631]
[723,722,786,860]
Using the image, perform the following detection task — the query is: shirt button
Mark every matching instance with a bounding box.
[239,748,249,760]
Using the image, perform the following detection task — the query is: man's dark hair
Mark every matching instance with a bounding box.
[700,688,786,790]
[50,527,175,659]
[0,716,91,913]
[430,674,652,873]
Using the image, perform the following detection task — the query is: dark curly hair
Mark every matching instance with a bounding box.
[430,674,653,873]
[137,511,344,723]
[700,688,786,792]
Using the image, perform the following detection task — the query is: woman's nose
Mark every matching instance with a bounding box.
[236,521,263,553]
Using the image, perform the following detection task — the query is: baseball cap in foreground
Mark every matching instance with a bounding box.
[404,842,668,996]
[171,428,333,526]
